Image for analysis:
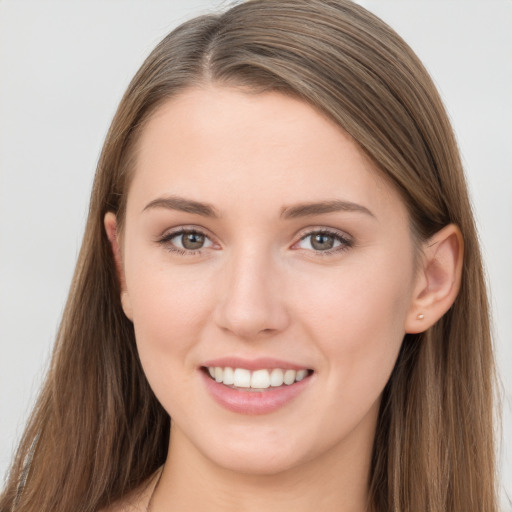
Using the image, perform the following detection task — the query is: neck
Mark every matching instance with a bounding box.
[150,421,374,512]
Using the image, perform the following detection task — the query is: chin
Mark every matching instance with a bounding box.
[208,443,305,476]
[179,420,311,476]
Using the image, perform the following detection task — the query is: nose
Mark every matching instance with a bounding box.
[213,248,290,340]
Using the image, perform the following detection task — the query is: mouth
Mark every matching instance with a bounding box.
[200,358,315,414]
[202,366,314,391]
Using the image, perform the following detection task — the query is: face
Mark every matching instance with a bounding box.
[116,86,419,476]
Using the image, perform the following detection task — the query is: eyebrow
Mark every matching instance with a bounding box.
[280,200,375,219]
[142,195,220,218]
[142,195,375,220]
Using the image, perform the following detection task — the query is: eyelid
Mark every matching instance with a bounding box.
[156,225,219,254]
[293,225,353,242]
[157,224,213,238]
[155,224,353,256]
[291,226,354,254]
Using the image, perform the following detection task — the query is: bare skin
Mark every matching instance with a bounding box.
[101,469,161,512]
[104,86,462,512]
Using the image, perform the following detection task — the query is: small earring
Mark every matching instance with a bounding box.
[417,313,425,320]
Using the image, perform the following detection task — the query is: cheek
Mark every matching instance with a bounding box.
[292,250,414,391]
[126,244,211,329]
[127,270,214,416]
[124,251,216,388]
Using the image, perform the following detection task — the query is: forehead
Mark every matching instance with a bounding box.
[128,85,406,223]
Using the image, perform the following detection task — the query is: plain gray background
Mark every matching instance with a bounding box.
[0,0,510,507]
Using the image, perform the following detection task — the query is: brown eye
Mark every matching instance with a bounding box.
[310,233,335,250]
[161,229,214,253]
[181,232,205,250]
[295,230,352,254]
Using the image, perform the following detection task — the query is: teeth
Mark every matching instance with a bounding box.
[206,366,310,389]
[251,369,271,389]
[283,369,296,385]
[233,368,251,388]
[296,369,308,381]
[223,366,234,385]
[270,368,284,387]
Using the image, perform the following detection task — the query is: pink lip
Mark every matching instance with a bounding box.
[202,357,310,371]
[200,368,313,415]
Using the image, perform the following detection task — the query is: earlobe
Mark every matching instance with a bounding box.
[405,224,464,334]
[104,212,133,321]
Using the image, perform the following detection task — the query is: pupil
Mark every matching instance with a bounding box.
[182,232,204,250]
[311,233,334,250]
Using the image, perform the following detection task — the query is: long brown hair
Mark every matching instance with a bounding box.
[1,1,498,510]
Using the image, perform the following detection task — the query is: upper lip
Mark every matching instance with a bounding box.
[202,357,311,371]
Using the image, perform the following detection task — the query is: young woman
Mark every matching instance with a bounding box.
[0,1,499,511]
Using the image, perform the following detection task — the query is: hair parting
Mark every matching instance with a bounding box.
[1,2,497,511]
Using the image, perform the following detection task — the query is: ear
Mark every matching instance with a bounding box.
[405,224,464,334]
[104,212,133,321]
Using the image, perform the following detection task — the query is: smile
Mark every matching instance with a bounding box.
[206,366,311,390]
[200,361,314,414]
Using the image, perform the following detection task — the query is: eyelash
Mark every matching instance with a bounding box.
[157,228,212,256]
[294,229,354,256]
[156,227,353,256]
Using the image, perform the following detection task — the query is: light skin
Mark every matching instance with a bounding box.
[104,85,463,512]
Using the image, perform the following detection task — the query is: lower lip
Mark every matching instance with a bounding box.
[200,370,312,415]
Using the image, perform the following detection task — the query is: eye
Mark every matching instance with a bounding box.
[295,230,352,253]
[158,229,215,253]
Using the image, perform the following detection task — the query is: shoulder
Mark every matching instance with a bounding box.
[99,468,162,512]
